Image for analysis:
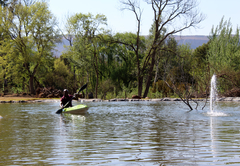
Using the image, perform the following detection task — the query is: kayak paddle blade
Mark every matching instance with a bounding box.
[77,83,88,94]
[56,108,63,114]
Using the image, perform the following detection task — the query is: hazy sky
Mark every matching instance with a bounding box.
[48,0,240,36]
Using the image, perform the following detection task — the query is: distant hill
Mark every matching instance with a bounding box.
[53,35,209,57]
[52,38,70,58]
[174,35,209,49]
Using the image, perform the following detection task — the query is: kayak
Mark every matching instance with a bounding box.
[62,104,88,114]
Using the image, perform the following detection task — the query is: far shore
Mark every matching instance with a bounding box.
[1,96,240,103]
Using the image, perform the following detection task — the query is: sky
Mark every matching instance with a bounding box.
[48,0,240,36]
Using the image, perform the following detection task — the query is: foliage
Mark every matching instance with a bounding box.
[208,18,240,73]
[162,43,198,110]
[98,79,114,99]
[208,17,240,94]
[64,12,108,97]
[191,43,210,97]
[111,32,145,88]
[0,1,59,94]
[43,58,76,93]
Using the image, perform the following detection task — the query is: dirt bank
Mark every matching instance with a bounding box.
[0,96,59,103]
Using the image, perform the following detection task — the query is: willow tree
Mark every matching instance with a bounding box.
[120,0,205,98]
[0,1,59,94]
[191,43,210,98]
[66,13,108,98]
[110,32,145,92]
[208,17,240,93]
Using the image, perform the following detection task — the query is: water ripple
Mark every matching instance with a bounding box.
[1,101,240,165]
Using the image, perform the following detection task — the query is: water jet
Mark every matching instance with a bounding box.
[210,74,217,113]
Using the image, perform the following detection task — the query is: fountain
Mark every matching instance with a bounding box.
[210,74,218,113]
[208,74,227,116]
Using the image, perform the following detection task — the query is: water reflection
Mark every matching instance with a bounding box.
[1,101,240,165]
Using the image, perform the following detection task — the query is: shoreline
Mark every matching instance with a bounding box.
[1,97,240,103]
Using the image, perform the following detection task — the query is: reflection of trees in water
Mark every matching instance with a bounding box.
[148,105,205,164]
[211,117,240,157]
[0,105,57,165]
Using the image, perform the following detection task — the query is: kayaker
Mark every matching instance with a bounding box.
[60,89,73,108]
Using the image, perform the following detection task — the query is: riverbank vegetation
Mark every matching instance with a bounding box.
[1,0,240,109]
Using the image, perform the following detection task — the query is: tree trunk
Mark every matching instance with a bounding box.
[22,77,25,91]
[154,58,159,84]
[29,75,35,94]
[94,51,98,98]
[143,53,156,98]
[138,76,143,97]
[3,74,7,93]
[74,65,76,89]
[25,63,38,95]
[95,71,98,98]
[86,72,89,99]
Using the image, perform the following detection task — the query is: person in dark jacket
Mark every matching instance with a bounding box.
[60,89,73,108]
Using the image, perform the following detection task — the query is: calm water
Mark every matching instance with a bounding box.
[1,100,240,165]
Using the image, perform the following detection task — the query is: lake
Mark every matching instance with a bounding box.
[1,100,240,165]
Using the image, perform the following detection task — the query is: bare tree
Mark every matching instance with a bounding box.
[120,0,144,97]
[0,0,9,7]
[11,0,37,6]
[120,0,205,98]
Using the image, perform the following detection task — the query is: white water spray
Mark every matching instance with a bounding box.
[210,74,218,113]
[207,74,227,116]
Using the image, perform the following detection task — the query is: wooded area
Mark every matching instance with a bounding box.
[1,0,240,109]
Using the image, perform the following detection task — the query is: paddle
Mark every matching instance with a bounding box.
[56,83,88,114]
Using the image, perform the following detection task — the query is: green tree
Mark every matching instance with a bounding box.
[192,42,210,97]
[0,1,59,94]
[43,58,75,92]
[163,44,197,110]
[66,13,108,98]
[208,17,240,93]
[112,32,145,89]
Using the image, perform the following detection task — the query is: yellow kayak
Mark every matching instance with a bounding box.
[62,104,88,114]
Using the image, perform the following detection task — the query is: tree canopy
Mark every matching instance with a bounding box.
[0,1,59,94]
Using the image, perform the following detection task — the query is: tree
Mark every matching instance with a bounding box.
[120,0,205,97]
[119,0,144,97]
[192,43,210,98]
[163,44,197,110]
[66,13,108,98]
[112,32,145,89]
[0,1,59,94]
[208,17,240,94]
